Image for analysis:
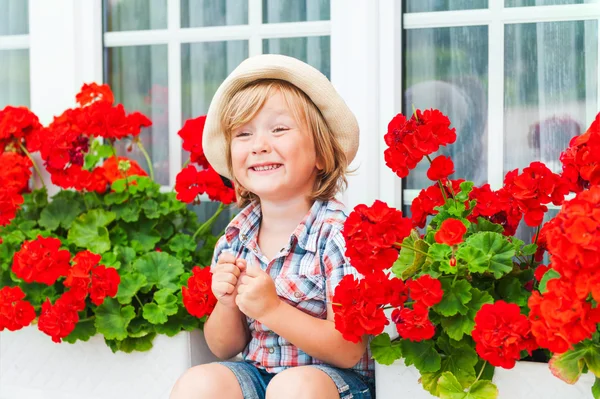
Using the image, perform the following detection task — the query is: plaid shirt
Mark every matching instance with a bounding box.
[211,199,374,378]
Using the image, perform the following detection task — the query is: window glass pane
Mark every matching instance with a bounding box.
[0,50,29,108]
[263,36,330,78]
[504,21,598,175]
[103,0,167,32]
[405,0,488,13]
[181,0,248,27]
[181,40,249,162]
[403,26,489,190]
[263,0,329,23]
[505,0,592,7]
[0,0,28,35]
[105,45,169,185]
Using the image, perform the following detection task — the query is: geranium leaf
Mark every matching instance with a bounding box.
[63,319,96,343]
[466,232,515,278]
[592,378,600,399]
[115,332,157,353]
[142,200,160,219]
[127,317,155,338]
[370,333,402,366]
[154,307,202,337]
[433,279,472,317]
[400,339,441,373]
[166,233,197,257]
[394,231,429,280]
[116,273,147,304]
[438,372,498,399]
[133,251,184,291]
[112,201,140,222]
[539,268,561,294]
[440,288,493,340]
[39,197,83,231]
[456,182,474,202]
[549,344,588,383]
[456,246,488,274]
[131,230,162,253]
[496,277,530,307]
[468,218,504,235]
[67,209,116,253]
[95,297,136,340]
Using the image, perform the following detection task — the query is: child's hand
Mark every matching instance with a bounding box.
[211,252,246,309]
[236,261,280,321]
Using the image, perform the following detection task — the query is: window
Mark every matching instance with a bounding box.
[400,0,598,244]
[0,0,30,108]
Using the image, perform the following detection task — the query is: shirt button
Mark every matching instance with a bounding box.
[268,348,275,354]
[241,234,247,241]
[294,292,303,299]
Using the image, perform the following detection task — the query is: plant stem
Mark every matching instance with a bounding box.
[135,139,155,182]
[530,225,541,267]
[79,316,96,323]
[134,294,144,308]
[19,142,47,190]
[394,242,430,258]
[182,158,190,168]
[474,361,487,385]
[193,203,225,240]
[426,154,449,202]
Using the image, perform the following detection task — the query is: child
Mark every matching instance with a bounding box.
[170,54,374,399]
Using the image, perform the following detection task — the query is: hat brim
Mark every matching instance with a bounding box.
[202,54,359,180]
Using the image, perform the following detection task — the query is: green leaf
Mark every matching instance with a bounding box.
[104,191,129,205]
[112,179,127,193]
[496,277,530,307]
[130,230,162,253]
[548,341,600,383]
[438,372,499,399]
[440,288,493,340]
[400,340,441,373]
[142,200,161,219]
[539,268,561,294]
[393,231,429,279]
[142,288,179,325]
[67,209,116,254]
[434,279,473,317]
[95,297,136,340]
[134,252,184,291]
[112,201,141,222]
[39,197,84,231]
[370,333,402,366]
[456,182,475,202]
[63,319,97,343]
[154,307,201,337]
[469,218,504,235]
[116,273,147,304]
[128,317,155,338]
[456,246,488,274]
[521,243,537,256]
[466,232,515,278]
[84,141,114,170]
[592,378,600,399]
[115,332,157,353]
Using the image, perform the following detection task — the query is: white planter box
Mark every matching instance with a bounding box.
[0,327,219,399]
[375,360,595,399]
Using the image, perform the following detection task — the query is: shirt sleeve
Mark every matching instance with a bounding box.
[321,228,360,303]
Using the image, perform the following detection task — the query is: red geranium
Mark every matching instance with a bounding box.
[38,290,86,343]
[427,155,455,181]
[0,105,43,151]
[64,250,120,306]
[560,114,600,192]
[175,165,236,205]
[343,200,412,275]
[407,275,443,309]
[0,286,36,332]
[182,266,217,318]
[12,236,72,285]
[392,306,436,342]
[411,179,464,228]
[472,301,537,369]
[101,156,148,184]
[0,189,24,227]
[434,218,467,246]
[179,116,210,168]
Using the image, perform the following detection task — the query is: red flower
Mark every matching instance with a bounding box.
[65,250,119,305]
[534,265,550,282]
[101,156,148,184]
[407,275,443,308]
[38,291,86,343]
[12,236,72,285]
[411,179,464,229]
[473,301,537,369]
[427,155,455,181]
[0,286,36,332]
[0,152,32,193]
[90,266,121,306]
[0,189,24,226]
[0,105,43,151]
[392,306,436,342]
[182,266,217,318]
[178,116,210,168]
[175,165,236,205]
[384,110,456,179]
[332,274,390,343]
[343,200,412,275]
[76,83,114,107]
[434,218,467,246]
[559,114,600,192]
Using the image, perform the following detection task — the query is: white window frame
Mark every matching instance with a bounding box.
[0,4,30,105]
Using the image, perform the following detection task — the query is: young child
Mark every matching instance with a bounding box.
[170,54,374,399]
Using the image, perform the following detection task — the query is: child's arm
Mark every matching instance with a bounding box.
[204,253,251,359]
[237,264,367,369]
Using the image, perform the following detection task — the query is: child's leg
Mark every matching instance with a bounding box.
[169,363,243,399]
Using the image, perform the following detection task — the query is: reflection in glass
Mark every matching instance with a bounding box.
[0,50,30,108]
[263,36,330,78]
[263,0,329,23]
[181,40,249,163]
[405,0,488,13]
[504,21,598,174]
[181,0,248,28]
[103,0,167,32]
[0,0,28,35]
[403,26,489,189]
[505,0,591,7]
[105,45,169,185]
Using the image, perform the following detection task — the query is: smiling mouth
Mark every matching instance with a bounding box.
[250,164,282,172]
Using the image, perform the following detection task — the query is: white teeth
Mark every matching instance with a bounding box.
[253,164,280,171]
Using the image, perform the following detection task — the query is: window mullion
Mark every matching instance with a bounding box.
[168,0,182,187]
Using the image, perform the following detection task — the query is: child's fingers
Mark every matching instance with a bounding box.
[213,281,235,296]
[217,252,236,264]
[236,259,247,271]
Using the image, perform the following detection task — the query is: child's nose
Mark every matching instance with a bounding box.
[251,132,271,154]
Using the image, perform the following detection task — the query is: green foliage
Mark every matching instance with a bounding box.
[0,176,223,353]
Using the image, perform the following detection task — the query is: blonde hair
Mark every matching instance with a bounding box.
[221,79,348,208]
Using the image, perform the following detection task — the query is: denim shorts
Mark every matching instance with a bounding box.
[218,361,375,399]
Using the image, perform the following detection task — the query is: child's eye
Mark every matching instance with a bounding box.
[235,131,250,137]
[273,126,288,133]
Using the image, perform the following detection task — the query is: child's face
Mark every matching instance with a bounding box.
[230,91,319,202]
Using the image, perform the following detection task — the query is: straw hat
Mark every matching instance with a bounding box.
[202,54,359,179]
